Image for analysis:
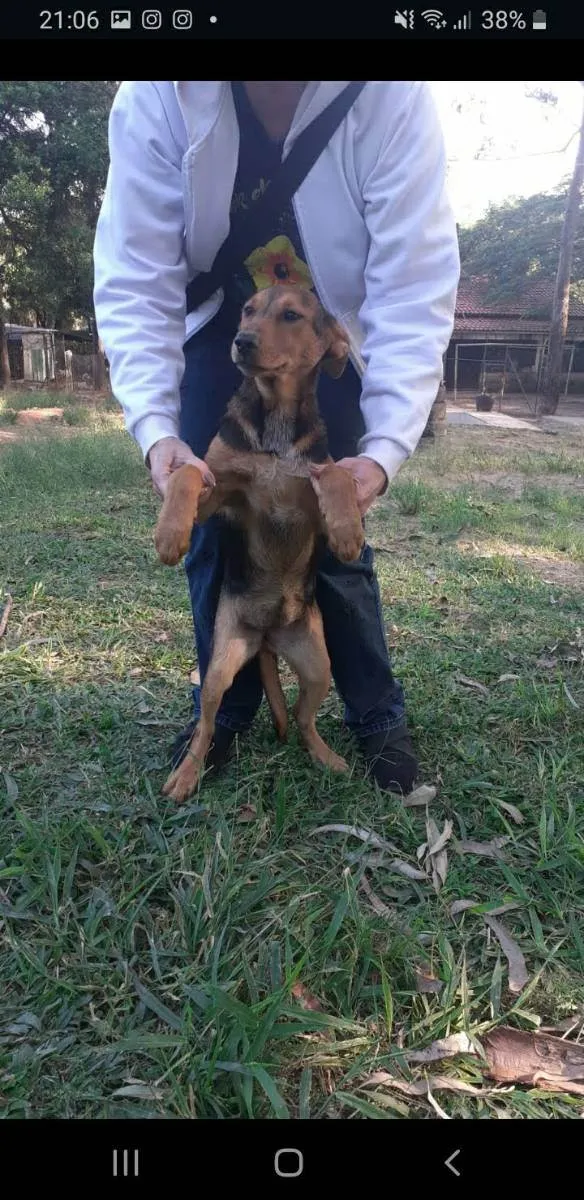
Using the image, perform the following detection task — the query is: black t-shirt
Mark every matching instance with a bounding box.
[215,82,315,331]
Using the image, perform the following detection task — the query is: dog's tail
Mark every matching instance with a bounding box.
[259,649,288,742]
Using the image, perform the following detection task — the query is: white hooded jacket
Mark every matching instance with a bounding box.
[93,81,460,480]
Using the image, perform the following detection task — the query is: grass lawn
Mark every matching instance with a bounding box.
[1,402,584,1119]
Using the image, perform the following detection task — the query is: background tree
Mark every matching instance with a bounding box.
[0,81,117,385]
[540,82,584,414]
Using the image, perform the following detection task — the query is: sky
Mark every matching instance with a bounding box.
[429,81,583,226]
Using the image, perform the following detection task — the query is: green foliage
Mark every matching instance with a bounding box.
[0,81,118,328]
[459,186,584,307]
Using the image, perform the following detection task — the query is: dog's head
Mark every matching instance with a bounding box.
[231,286,350,380]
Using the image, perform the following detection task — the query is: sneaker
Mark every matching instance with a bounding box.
[168,720,237,773]
[359,727,419,795]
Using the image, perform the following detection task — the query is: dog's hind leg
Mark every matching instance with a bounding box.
[163,596,262,803]
[269,606,348,773]
[259,647,288,741]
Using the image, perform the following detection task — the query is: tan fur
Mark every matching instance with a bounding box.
[154,286,365,800]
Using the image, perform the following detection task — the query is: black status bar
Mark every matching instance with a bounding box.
[2,5,582,38]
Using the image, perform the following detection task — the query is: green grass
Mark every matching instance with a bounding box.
[0,388,120,430]
[1,424,584,1119]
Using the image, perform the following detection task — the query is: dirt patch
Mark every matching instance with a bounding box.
[457,536,584,588]
[15,407,65,425]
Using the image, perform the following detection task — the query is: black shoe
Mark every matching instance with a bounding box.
[359,727,419,795]
[168,720,237,773]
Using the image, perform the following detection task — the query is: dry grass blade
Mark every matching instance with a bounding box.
[454,672,489,696]
[362,1071,504,1098]
[484,915,529,994]
[457,837,509,860]
[450,899,476,917]
[427,818,453,857]
[402,784,437,808]
[311,824,399,853]
[497,673,521,683]
[0,593,13,639]
[360,875,393,919]
[563,682,580,710]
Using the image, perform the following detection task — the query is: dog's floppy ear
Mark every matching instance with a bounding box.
[321,317,350,378]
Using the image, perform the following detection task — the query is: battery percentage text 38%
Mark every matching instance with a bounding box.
[481,10,527,27]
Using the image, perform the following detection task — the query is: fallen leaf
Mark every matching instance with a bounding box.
[362,1072,501,1098]
[497,801,524,825]
[484,916,529,994]
[415,970,443,995]
[153,632,169,643]
[406,1032,476,1063]
[535,656,558,669]
[360,875,393,919]
[236,804,257,823]
[3,772,18,803]
[427,818,453,857]
[402,784,437,808]
[389,859,427,881]
[112,1084,164,1100]
[450,899,476,917]
[311,824,399,853]
[454,673,489,696]
[484,1026,584,1093]
[563,682,580,710]
[128,667,142,678]
[137,701,152,714]
[425,816,452,893]
[291,982,323,1012]
[4,1011,42,1034]
[457,837,509,860]
[497,673,520,683]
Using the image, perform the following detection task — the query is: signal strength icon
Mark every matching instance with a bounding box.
[421,9,447,27]
[453,10,471,27]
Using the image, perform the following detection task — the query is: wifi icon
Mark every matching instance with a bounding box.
[422,8,446,25]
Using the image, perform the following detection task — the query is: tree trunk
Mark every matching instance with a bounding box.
[0,305,12,389]
[539,84,584,415]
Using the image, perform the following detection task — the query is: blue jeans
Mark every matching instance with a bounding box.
[179,312,406,739]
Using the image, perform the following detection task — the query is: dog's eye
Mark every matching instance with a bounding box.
[282,310,302,323]
[243,304,255,318]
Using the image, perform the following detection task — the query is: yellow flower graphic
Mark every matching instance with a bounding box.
[244,235,313,291]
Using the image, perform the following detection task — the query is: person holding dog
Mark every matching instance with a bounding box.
[94,81,460,794]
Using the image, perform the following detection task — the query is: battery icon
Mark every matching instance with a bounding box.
[532,9,546,28]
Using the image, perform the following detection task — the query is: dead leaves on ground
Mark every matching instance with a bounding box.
[484,916,529,994]
[360,1025,584,1112]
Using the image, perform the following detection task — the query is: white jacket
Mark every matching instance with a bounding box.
[94,81,459,481]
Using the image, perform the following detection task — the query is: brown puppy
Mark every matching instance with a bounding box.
[155,285,364,802]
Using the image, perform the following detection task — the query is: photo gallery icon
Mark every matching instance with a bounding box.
[110,10,132,28]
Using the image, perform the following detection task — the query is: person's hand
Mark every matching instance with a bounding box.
[333,456,387,516]
[148,436,215,500]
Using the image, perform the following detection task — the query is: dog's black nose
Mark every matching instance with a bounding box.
[234,332,257,356]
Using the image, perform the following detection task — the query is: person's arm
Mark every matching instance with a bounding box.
[94,82,211,495]
[339,82,460,510]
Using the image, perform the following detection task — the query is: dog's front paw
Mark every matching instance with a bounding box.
[154,514,192,566]
[327,518,364,564]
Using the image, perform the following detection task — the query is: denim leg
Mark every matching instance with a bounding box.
[315,544,406,738]
[179,320,263,731]
[314,366,407,739]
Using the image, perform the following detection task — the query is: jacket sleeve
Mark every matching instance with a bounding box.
[357,83,460,481]
[93,82,189,460]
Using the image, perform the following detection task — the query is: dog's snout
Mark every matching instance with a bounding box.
[234,332,257,356]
